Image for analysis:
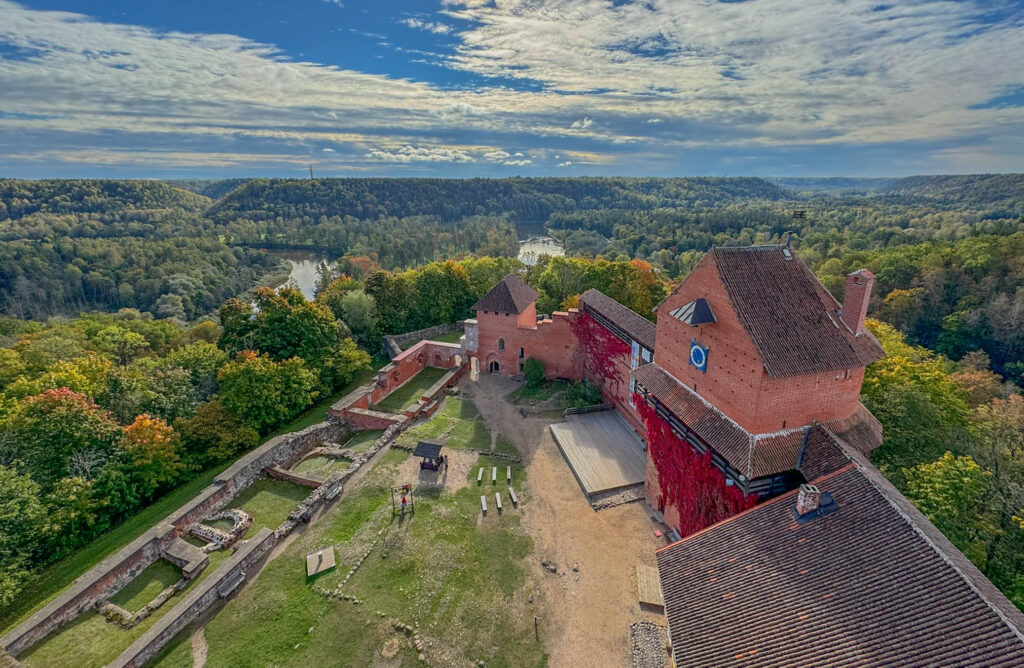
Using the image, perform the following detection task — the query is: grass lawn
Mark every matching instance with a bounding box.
[374,366,448,413]
[109,560,182,613]
[1,355,390,636]
[20,550,231,668]
[198,412,544,668]
[0,461,231,635]
[341,429,384,453]
[230,478,310,538]
[396,398,491,452]
[428,329,464,344]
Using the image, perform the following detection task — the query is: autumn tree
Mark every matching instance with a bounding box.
[217,351,319,432]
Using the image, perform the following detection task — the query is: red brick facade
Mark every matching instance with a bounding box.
[475,309,583,379]
[654,255,863,434]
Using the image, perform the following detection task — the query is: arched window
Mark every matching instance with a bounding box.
[498,338,505,351]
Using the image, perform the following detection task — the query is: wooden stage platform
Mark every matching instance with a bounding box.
[549,410,647,497]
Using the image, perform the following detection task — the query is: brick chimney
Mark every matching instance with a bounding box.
[841,269,874,334]
[796,484,822,516]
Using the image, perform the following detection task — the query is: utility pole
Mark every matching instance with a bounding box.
[309,165,314,180]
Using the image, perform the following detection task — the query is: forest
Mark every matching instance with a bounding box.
[1,173,1023,614]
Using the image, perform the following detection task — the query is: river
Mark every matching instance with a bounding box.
[518,236,564,266]
[273,250,328,301]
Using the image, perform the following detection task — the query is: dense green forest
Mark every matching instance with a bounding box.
[0,289,369,611]
[2,174,1024,616]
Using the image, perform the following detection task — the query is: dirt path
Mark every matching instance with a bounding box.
[188,627,207,668]
[463,375,665,668]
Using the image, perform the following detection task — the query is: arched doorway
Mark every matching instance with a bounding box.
[489,360,500,373]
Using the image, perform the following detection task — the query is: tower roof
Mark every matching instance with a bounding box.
[472,273,538,314]
[707,245,884,378]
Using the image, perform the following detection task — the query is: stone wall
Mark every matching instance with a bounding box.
[382,322,464,358]
[108,528,277,668]
[1,421,346,660]
[0,523,173,657]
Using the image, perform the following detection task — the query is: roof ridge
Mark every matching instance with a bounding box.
[847,453,1024,645]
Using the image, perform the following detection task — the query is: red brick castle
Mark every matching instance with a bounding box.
[466,244,885,532]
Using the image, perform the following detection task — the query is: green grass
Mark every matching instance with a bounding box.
[395,398,490,451]
[20,550,231,668]
[109,560,182,613]
[374,366,449,413]
[341,429,384,453]
[0,461,231,635]
[230,478,310,538]
[149,631,194,668]
[1,355,391,636]
[200,424,542,668]
[428,330,465,344]
[293,455,349,475]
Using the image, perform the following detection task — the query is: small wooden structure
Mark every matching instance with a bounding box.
[306,547,337,577]
[636,565,665,610]
[414,439,444,471]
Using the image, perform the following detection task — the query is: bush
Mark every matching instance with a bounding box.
[523,357,545,387]
[564,380,603,408]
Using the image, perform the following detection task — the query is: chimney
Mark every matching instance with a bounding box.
[796,484,822,516]
[841,269,874,334]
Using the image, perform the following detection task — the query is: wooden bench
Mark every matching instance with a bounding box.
[495,492,502,511]
[481,495,487,513]
[492,466,497,482]
[508,487,518,505]
[506,466,512,482]
[477,467,484,483]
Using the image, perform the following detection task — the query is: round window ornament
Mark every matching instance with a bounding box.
[690,341,708,373]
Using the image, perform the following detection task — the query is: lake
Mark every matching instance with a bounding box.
[273,250,328,300]
[518,236,564,266]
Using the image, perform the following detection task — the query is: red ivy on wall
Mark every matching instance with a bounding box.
[633,392,756,537]
[571,312,630,385]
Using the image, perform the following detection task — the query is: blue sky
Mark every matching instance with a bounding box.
[1,0,1022,178]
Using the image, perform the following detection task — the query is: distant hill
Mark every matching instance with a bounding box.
[881,174,1024,209]
[206,177,788,226]
[165,178,251,200]
[766,177,897,195]
[0,179,210,220]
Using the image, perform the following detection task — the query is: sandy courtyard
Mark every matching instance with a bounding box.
[461,374,667,668]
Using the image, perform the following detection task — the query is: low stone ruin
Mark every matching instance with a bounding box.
[187,508,253,549]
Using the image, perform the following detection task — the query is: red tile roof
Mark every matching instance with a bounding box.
[656,452,1024,667]
[579,289,656,350]
[471,273,538,314]
[632,362,882,480]
[708,246,885,378]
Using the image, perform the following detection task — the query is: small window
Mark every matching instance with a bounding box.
[519,361,525,373]
[519,347,525,359]
[498,338,505,351]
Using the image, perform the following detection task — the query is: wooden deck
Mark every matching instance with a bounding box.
[636,565,665,609]
[549,410,647,497]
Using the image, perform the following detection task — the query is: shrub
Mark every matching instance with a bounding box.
[523,357,545,387]
[564,380,603,408]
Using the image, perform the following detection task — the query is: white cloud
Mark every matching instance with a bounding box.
[570,117,594,130]
[504,159,532,166]
[483,149,511,161]
[557,161,573,167]
[645,118,663,124]
[321,147,335,152]
[366,144,476,163]
[401,18,452,35]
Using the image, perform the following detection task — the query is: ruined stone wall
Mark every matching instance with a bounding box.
[108,528,277,668]
[1,421,344,660]
[384,322,464,356]
[0,524,173,657]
